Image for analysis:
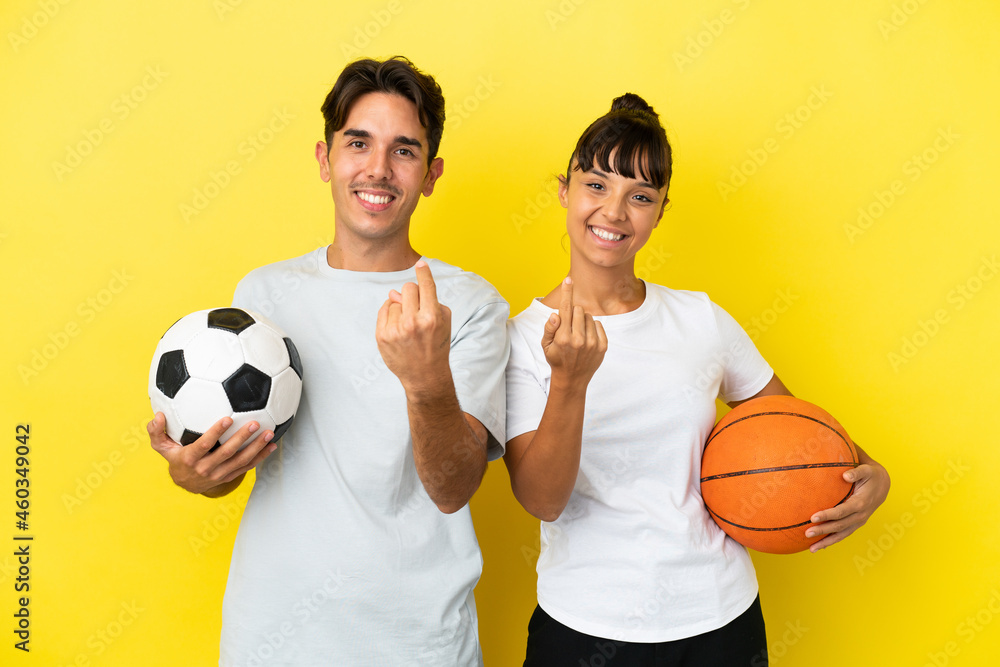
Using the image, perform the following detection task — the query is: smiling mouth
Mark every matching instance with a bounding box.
[589,226,626,242]
[355,191,396,211]
[357,191,395,205]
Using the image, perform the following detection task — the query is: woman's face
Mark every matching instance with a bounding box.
[559,159,668,272]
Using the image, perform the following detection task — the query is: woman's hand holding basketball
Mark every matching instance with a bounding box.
[805,447,891,552]
[542,277,608,391]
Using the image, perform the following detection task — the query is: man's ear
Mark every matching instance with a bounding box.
[315,141,331,183]
[422,157,444,196]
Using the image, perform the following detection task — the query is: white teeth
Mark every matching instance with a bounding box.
[590,227,625,242]
[358,192,392,205]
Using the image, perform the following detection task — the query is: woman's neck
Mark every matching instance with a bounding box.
[543,262,646,316]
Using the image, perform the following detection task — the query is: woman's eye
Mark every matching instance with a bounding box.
[634,194,653,203]
[586,182,604,190]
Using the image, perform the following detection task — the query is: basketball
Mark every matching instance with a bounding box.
[700,395,858,554]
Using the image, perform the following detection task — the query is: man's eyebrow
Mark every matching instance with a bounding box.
[394,135,422,149]
[342,129,422,150]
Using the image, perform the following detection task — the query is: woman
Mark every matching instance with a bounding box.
[504,94,890,666]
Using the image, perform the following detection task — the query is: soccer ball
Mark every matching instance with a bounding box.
[148,308,303,449]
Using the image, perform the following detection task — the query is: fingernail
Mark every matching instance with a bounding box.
[248,422,259,433]
[223,417,233,428]
[264,432,273,443]
[564,277,573,285]
[416,260,426,268]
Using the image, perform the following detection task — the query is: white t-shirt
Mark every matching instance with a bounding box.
[506,283,773,642]
[220,247,509,667]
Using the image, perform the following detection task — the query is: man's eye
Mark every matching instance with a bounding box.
[397,148,413,156]
[350,141,365,148]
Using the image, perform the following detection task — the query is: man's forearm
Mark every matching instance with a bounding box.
[406,380,488,514]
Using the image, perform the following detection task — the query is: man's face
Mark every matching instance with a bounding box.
[316,92,443,247]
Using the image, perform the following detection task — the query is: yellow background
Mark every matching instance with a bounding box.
[2,0,998,665]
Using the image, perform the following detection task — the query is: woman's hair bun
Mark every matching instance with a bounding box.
[610,92,657,117]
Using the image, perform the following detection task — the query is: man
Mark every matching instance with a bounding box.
[148,57,508,666]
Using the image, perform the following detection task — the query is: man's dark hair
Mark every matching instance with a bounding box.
[321,56,446,165]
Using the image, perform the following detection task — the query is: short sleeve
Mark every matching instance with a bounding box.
[450,299,510,460]
[231,276,255,311]
[711,301,774,403]
[505,320,549,442]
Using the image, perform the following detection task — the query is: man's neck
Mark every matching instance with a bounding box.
[325,238,421,272]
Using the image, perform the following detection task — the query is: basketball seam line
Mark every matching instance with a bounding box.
[704,410,858,466]
[700,462,857,483]
[705,484,856,532]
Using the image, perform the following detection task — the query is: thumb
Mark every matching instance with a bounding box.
[148,413,169,446]
[845,464,871,484]
[541,313,560,348]
[376,297,390,336]
[148,413,184,457]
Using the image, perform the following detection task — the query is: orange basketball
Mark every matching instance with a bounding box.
[700,395,858,554]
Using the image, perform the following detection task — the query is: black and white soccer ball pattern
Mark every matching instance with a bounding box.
[148,308,303,449]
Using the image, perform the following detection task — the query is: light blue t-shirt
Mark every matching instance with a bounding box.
[220,247,508,667]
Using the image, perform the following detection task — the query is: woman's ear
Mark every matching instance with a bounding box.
[655,197,669,227]
[557,174,570,209]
